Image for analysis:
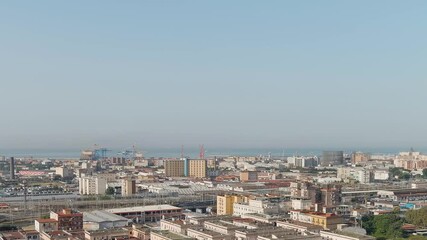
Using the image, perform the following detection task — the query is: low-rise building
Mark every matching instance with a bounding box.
[150,230,194,240]
[289,210,344,230]
[217,194,247,215]
[319,230,375,240]
[160,219,189,235]
[204,220,242,235]
[35,219,58,233]
[187,227,233,240]
[50,209,83,231]
[84,228,129,240]
[0,231,40,240]
[83,210,130,230]
[378,189,427,201]
[233,199,280,216]
[105,205,183,223]
[276,220,323,234]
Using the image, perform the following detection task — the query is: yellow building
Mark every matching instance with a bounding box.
[188,159,207,178]
[164,160,185,177]
[310,213,343,230]
[290,210,343,230]
[217,195,246,215]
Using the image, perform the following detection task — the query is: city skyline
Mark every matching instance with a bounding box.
[1,1,427,149]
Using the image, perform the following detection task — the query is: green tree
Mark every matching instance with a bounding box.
[105,187,115,195]
[406,207,427,228]
[53,175,62,181]
[362,214,404,239]
[408,236,427,240]
[401,172,411,180]
[390,167,402,178]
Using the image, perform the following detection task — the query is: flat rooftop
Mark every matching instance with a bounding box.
[84,210,130,223]
[152,230,193,240]
[36,218,58,223]
[188,226,228,237]
[105,204,181,214]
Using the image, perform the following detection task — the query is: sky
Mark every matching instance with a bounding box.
[0,1,426,150]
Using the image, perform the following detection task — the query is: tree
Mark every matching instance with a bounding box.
[53,175,62,181]
[406,207,427,228]
[362,214,405,239]
[390,167,403,178]
[393,206,401,213]
[105,187,115,195]
[401,172,411,180]
[408,236,427,240]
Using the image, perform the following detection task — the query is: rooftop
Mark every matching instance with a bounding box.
[36,218,58,223]
[188,227,227,237]
[151,230,194,240]
[105,204,181,214]
[84,210,130,223]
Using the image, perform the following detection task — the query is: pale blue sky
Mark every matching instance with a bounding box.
[0,1,426,150]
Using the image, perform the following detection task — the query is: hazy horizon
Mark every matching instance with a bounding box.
[0,146,421,159]
[1,1,426,150]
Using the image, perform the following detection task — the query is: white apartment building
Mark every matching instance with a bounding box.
[287,156,318,168]
[337,167,370,182]
[373,169,389,181]
[292,199,312,210]
[358,169,372,184]
[55,166,73,178]
[79,176,107,195]
[233,199,279,216]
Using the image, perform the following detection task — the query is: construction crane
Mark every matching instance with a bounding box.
[118,145,144,160]
[93,144,111,160]
[199,144,205,159]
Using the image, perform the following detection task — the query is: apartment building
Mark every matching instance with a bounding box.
[78,176,107,195]
[321,185,342,207]
[290,182,322,204]
[240,171,258,182]
[35,219,58,232]
[351,152,371,164]
[217,195,246,215]
[188,159,207,178]
[122,178,136,196]
[164,160,185,177]
[394,151,427,170]
[233,199,280,216]
[50,209,83,231]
